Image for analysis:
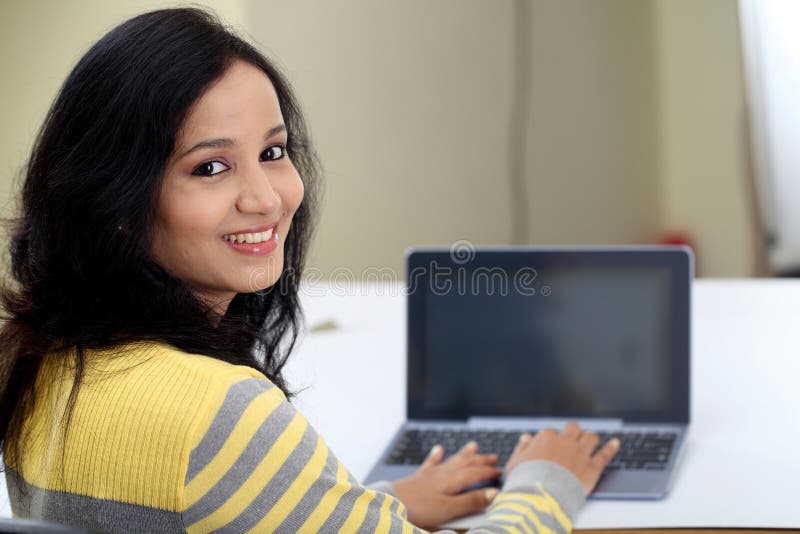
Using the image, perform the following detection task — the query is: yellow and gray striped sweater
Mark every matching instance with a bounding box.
[6,342,586,532]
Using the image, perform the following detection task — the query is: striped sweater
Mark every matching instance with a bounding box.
[6,342,585,532]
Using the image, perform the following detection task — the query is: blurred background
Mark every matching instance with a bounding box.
[2,0,796,279]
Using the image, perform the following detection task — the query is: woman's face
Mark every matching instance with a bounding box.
[153,60,304,312]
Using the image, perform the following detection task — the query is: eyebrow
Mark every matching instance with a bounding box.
[179,124,287,159]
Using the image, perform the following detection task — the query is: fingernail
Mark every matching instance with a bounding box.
[518,433,531,443]
[610,439,621,449]
[484,488,499,502]
[429,444,442,456]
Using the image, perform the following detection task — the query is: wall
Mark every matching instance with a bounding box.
[0,0,755,278]
[246,0,516,278]
[247,0,663,276]
[525,0,661,246]
[652,0,754,276]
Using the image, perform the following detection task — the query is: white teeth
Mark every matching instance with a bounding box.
[223,228,275,244]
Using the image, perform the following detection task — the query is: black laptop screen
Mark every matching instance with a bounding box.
[406,249,691,423]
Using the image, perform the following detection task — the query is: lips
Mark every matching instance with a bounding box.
[222,224,279,257]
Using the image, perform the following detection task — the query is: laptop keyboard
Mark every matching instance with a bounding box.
[387,429,677,471]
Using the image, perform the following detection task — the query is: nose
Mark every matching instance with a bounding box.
[236,162,281,215]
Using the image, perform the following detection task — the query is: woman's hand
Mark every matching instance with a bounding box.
[505,422,621,495]
[391,441,502,527]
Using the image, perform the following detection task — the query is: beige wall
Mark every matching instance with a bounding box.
[247,0,663,276]
[0,0,755,278]
[653,0,754,276]
[247,0,752,277]
[246,1,516,277]
[525,0,661,246]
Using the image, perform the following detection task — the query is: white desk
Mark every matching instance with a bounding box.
[286,280,800,530]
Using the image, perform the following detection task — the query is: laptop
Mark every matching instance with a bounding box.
[364,246,691,499]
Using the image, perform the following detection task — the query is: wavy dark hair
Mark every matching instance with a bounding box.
[0,7,319,465]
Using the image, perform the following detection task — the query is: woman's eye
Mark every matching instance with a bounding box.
[192,160,229,176]
[260,145,286,162]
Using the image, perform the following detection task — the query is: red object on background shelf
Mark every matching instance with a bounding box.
[658,231,699,276]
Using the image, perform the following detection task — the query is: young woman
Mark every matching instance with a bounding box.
[0,8,619,533]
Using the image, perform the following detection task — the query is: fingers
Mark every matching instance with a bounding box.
[461,440,478,454]
[447,487,500,518]
[431,441,499,470]
[591,438,621,469]
[561,422,582,439]
[577,430,600,452]
[452,441,478,458]
[444,441,479,467]
[562,423,604,453]
[504,431,533,473]
[511,432,532,456]
[537,428,557,440]
[421,444,444,469]
[457,451,499,467]
[472,453,499,466]
[447,465,503,493]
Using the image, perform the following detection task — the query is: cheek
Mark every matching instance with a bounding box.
[282,168,305,217]
[154,187,228,258]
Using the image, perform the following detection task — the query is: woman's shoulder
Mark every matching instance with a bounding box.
[12,341,286,514]
[68,340,287,439]
[81,340,275,393]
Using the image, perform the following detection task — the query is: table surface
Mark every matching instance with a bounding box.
[284,279,800,530]
[0,280,797,530]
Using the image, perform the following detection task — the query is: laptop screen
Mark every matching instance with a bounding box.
[407,248,691,423]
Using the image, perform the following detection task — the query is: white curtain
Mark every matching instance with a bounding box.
[739,0,800,272]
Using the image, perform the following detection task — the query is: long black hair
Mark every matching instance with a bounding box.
[0,7,320,465]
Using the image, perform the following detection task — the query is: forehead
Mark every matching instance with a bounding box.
[178,60,283,145]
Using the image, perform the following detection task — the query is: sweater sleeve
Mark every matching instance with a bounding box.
[180,375,584,533]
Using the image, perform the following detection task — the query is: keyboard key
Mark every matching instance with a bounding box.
[386,429,678,473]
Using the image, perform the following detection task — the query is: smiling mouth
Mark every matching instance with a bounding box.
[222,227,274,244]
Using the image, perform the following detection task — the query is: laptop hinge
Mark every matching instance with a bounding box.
[467,417,624,430]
